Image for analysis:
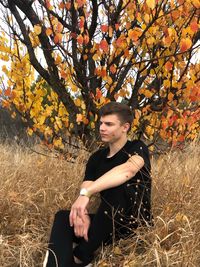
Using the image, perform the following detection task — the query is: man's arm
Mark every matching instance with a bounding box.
[70,154,144,223]
[83,154,144,195]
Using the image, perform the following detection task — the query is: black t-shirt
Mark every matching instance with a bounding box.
[83,140,152,224]
[84,140,150,183]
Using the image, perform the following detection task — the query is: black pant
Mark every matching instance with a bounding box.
[46,184,147,267]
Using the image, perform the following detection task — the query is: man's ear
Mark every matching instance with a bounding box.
[122,122,130,132]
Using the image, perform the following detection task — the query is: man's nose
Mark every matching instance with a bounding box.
[100,123,105,131]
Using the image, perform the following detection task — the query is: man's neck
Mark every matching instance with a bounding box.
[107,137,128,158]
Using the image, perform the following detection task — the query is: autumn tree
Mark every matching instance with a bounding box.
[0,0,199,150]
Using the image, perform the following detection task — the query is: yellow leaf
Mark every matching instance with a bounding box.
[90,121,95,129]
[53,137,64,149]
[143,90,153,98]
[92,53,99,61]
[37,115,46,125]
[163,80,170,88]
[144,14,150,24]
[27,127,33,136]
[55,54,62,65]
[146,125,154,136]
[81,102,86,110]
[74,98,81,107]
[34,25,42,35]
[192,0,200,8]
[146,0,156,9]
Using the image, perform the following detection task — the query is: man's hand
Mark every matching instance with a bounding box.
[73,214,91,241]
[69,195,90,227]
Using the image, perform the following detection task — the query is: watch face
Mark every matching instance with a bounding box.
[80,188,87,195]
[80,188,90,197]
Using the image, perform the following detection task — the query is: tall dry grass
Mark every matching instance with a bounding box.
[0,141,199,267]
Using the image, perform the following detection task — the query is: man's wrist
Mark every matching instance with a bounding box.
[79,188,91,198]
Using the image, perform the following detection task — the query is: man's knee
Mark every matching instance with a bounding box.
[53,209,70,225]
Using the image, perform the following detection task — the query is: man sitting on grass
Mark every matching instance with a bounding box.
[44,101,152,267]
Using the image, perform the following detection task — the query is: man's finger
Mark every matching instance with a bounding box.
[69,209,77,227]
[83,228,88,241]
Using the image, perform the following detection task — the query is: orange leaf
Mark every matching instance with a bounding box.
[76,113,83,123]
[2,99,10,108]
[100,68,107,77]
[59,2,65,9]
[54,33,62,43]
[124,49,129,57]
[179,135,185,142]
[77,0,85,8]
[115,24,120,31]
[190,21,199,33]
[56,22,63,33]
[99,39,109,53]
[168,92,174,101]
[180,38,192,52]
[165,61,173,71]
[79,16,85,29]
[65,2,71,10]
[83,54,88,60]
[171,10,180,20]
[110,65,116,74]
[5,87,11,96]
[83,34,89,44]
[46,27,53,36]
[77,35,84,45]
[128,29,142,42]
[101,25,108,33]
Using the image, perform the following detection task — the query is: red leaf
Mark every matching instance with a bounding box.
[101,25,108,33]
[99,39,109,53]
[190,21,199,32]
[96,89,102,100]
[110,65,116,74]
[70,32,77,39]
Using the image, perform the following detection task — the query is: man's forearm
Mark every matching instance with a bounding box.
[84,155,144,196]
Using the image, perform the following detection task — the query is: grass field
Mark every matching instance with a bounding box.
[0,141,199,267]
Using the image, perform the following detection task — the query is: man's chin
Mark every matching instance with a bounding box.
[100,136,109,143]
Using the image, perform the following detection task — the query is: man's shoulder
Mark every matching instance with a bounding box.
[127,139,148,150]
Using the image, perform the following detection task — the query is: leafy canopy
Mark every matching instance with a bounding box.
[0,0,199,150]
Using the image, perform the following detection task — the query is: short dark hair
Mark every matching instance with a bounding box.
[99,101,133,126]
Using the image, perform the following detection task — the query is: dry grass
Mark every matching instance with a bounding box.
[0,141,200,267]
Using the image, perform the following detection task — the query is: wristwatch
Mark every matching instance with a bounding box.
[79,188,91,198]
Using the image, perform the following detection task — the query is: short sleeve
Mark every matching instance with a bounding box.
[83,153,97,182]
[129,140,151,170]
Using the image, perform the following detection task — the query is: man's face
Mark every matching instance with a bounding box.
[99,114,129,143]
